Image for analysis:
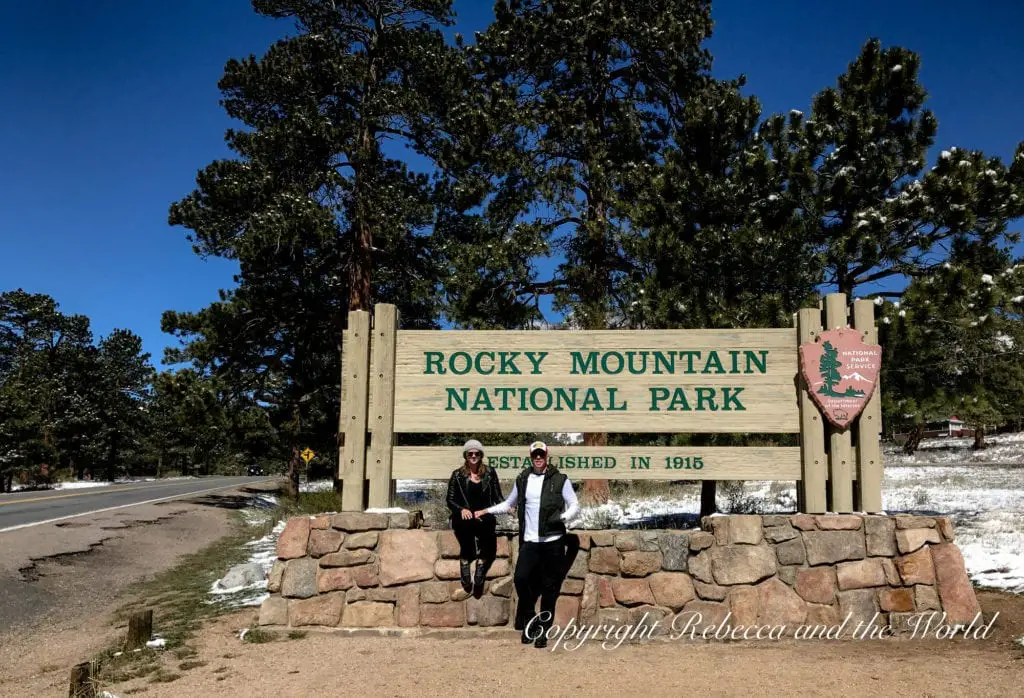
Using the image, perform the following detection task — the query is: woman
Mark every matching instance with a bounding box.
[446,439,503,596]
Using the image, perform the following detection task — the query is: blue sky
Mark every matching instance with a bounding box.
[1,0,1022,365]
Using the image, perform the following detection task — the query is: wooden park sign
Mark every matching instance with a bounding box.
[800,328,883,429]
[339,293,883,515]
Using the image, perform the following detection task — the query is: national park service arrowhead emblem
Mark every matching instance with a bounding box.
[799,328,882,429]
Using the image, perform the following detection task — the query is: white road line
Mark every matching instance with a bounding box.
[0,482,252,533]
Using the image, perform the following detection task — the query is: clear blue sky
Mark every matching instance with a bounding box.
[1,0,1022,365]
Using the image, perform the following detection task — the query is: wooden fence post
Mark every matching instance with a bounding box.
[124,608,153,650]
[341,310,372,511]
[852,299,883,512]
[368,304,398,509]
[824,293,854,512]
[797,308,827,513]
[69,661,95,697]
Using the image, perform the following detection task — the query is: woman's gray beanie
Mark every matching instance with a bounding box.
[462,439,484,455]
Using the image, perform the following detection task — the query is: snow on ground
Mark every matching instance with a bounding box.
[9,475,198,492]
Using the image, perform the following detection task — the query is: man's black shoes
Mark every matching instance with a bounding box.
[534,635,548,649]
[520,630,533,644]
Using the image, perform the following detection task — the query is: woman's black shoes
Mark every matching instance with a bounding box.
[459,561,472,593]
[472,563,488,598]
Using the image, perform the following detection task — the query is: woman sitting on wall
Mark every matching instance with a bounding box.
[446,439,504,597]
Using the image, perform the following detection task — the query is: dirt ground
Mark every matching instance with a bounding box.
[87,590,1022,698]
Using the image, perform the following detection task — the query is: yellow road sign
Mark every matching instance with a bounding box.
[300,448,315,464]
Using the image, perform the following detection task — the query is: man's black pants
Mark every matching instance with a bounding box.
[514,539,565,637]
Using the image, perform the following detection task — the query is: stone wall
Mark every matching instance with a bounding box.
[258,512,981,635]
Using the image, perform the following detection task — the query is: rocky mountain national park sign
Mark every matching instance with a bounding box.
[339,294,883,515]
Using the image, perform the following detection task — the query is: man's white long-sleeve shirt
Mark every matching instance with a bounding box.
[486,471,579,543]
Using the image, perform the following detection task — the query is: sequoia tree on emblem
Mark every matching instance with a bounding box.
[799,328,881,428]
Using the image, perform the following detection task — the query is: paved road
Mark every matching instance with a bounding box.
[0,476,273,532]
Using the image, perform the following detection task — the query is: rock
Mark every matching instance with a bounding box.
[597,608,632,627]
[914,584,941,611]
[659,533,689,571]
[343,532,379,549]
[591,531,614,546]
[763,525,798,543]
[791,514,817,531]
[397,586,419,627]
[777,565,800,587]
[688,532,714,551]
[837,589,877,626]
[486,559,510,579]
[802,531,865,565]
[218,562,264,590]
[378,530,438,586]
[674,601,730,634]
[620,551,663,577]
[468,596,510,627]
[567,549,589,579]
[388,511,423,529]
[496,536,511,558]
[589,547,620,574]
[598,576,616,607]
[268,561,285,593]
[795,567,837,605]
[694,580,727,601]
[615,531,639,551]
[706,517,729,545]
[864,517,896,557]
[881,559,900,586]
[648,572,696,611]
[815,515,863,531]
[438,530,461,558]
[775,537,806,565]
[330,512,389,532]
[762,516,790,527]
[319,549,373,567]
[878,588,915,613]
[575,533,592,550]
[290,593,345,626]
[580,575,599,622]
[710,545,777,585]
[628,605,672,637]
[895,547,935,585]
[277,517,312,560]
[350,564,378,587]
[561,578,585,595]
[341,601,394,627]
[366,588,397,602]
[836,559,886,590]
[435,559,461,580]
[317,567,354,593]
[639,531,661,552]
[888,612,918,635]
[936,517,955,541]
[805,602,840,626]
[688,551,714,584]
[450,585,471,602]
[281,558,318,599]
[490,576,514,598]
[930,543,981,624]
[729,515,764,544]
[309,515,332,530]
[756,577,806,625]
[895,515,936,529]
[308,530,345,557]
[420,581,450,604]
[728,586,759,625]
[611,578,656,606]
[346,588,367,602]
[258,597,288,626]
[555,596,580,626]
[896,528,940,554]
[420,602,466,627]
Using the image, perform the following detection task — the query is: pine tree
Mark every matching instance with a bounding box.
[818,341,842,396]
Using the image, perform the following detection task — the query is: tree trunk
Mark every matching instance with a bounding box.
[700,481,717,518]
[580,432,610,503]
[68,661,95,698]
[902,423,925,455]
[972,425,986,450]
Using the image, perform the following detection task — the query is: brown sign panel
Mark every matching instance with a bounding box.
[799,328,881,429]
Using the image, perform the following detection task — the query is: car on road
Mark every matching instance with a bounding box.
[247,464,264,476]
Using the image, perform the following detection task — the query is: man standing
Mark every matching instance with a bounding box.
[476,440,579,648]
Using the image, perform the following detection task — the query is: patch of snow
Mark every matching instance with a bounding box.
[300,479,335,493]
[365,507,409,514]
[981,274,994,284]
[145,638,166,649]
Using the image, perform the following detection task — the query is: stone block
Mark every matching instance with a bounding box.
[281,558,318,599]
[317,567,354,593]
[936,517,955,541]
[598,576,616,607]
[815,515,863,531]
[802,531,865,565]
[836,559,886,590]
[490,576,514,598]
[438,530,461,558]
[648,572,696,611]
[366,588,397,602]
[343,531,379,549]
[496,536,511,558]
[659,533,690,571]
[319,549,373,568]
[308,529,345,557]
[555,596,581,626]
[895,547,935,585]
[468,596,510,627]
[330,512,389,532]
[707,517,729,545]
[388,511,423,529]
[580,575,599,622]
[567,549,589,579]
[379,530,438,586]
[420,581,450,604]
[397,586,419,627]
[639,531,661,552]
[434,559,461,580]
[675,600,730,632]
[597,608,631,627]
[729,515,764,544]
[777,565,800,587]
[756,577,807,625]
[837,589,877,625]
[341,601,394,627]
[277,517,311,560]
[487,559,510,579]
[864,517,896,557]
[420,601,466,627]
[878,588,915,613]
[591,531,614,546]
[728,586,759,625]
[710,545,777,585]
[615,531,639,551]
[795,567,836,605]
[791,514,817,531]
[895,515,936,530]
[561,578,585,595]
[309,515,332,530]
[346,588,366,602]
[762,515,790,527]
[688,551,713,584]
[611,578,656,606]
[694,580,727,601]
[268,561,285,593]
[620,551,663,577]
[628,605,672,637]
[450,583,471,602]
[258,596,288,626]
[931,543,981,624]
[896,528,940,554]
[914,584,941,611]
[764,525,798,544]
[576,533,592,551]
[688,532,714,551]
[881,559,900,586]
[805,602,841,627]
[589,547,620,574]
[350,564,379,588]
[776,537,806,565]
[290,593,345,626]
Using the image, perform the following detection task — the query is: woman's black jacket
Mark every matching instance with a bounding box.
[446,466,504,516]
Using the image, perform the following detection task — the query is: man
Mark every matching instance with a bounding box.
[476,440,579,648]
